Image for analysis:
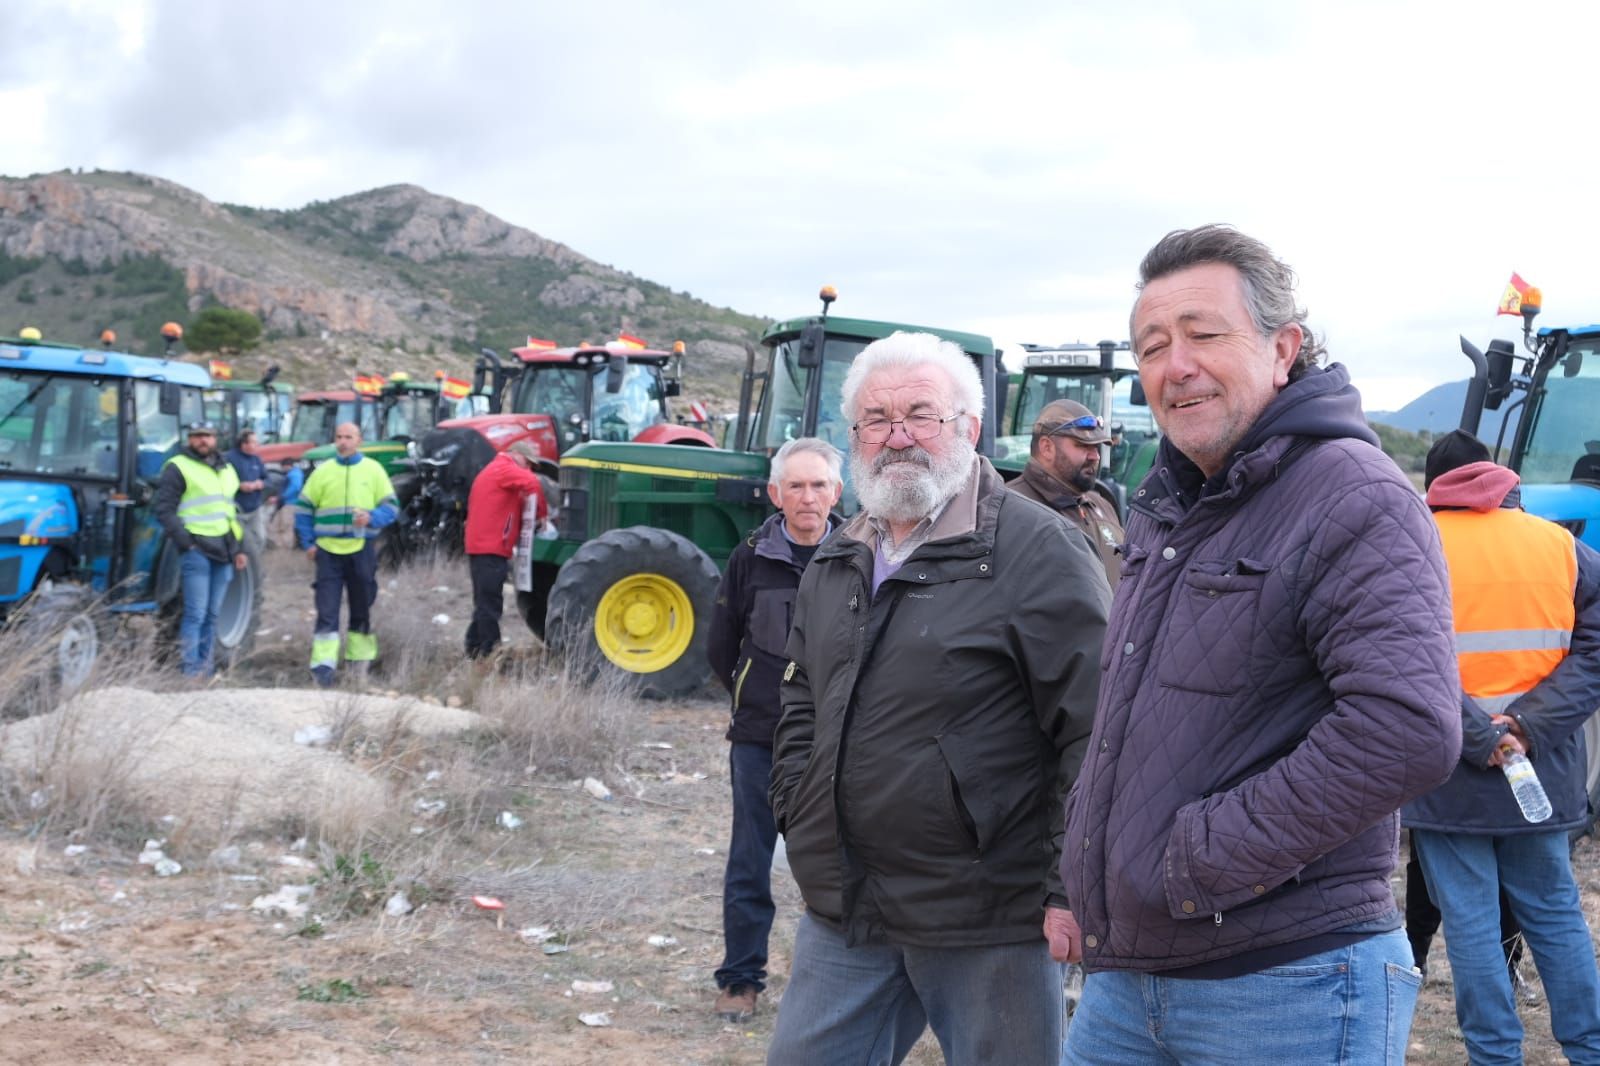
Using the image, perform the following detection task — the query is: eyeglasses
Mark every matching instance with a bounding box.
[851,412,962,444]
[1041,414,1104,435]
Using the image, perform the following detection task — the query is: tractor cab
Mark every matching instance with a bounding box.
[992,341,1157,518]
[502,339,709,453]
[201,361,295,448]
[0,334,259,686]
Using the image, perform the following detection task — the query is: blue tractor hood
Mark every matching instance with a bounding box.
[1520,482,1600,552]
[0,481,79,604]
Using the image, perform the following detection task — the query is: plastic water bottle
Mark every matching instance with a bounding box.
[1501,751,1553,823]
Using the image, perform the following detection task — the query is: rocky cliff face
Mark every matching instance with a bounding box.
[0,170,762,389]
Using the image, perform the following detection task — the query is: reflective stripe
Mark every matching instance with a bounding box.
[166,454,241,538]
[1456,629,1572,654]
[310,632,341,669]
[345,630,377,662]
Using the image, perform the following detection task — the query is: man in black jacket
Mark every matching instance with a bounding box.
[767,332,1110,1065]
[706,437,842,1023]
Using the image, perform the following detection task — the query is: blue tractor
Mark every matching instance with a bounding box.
[0,335,260,688]
[1459,293,1600,831]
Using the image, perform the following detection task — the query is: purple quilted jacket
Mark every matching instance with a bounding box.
[1062,365,1462,972]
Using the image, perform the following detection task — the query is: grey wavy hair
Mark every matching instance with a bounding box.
[839,331,985,429]
[769,437,843,487]
[1131,224,1327,381]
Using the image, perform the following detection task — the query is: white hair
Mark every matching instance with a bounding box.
[839,331,986,428]
[769,437,843,487]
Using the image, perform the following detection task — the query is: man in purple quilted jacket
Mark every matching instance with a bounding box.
[1059,225,1462,1064]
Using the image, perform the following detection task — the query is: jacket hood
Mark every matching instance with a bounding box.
[753,510,837,567]
[1426,460,1521,511]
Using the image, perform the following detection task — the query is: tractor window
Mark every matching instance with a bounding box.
[237,389,292,444]
[334,400,382,441]
[134,380,202,479]
[382,393,436,440]
[1521,339,1600,485]
[756,338,864,455]
[592,363,666,443]
[518,367,589,453]
[0,371,120,479]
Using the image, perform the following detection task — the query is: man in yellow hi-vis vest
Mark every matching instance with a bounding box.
[154,422,248,677]
[294,422,398,687]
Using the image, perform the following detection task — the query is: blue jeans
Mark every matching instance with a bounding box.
[767,912,1065,1066]
[1061,929,1420,1065]
[1412,828,1600,1065]
[716,742,777,992]
[178,548,233,676]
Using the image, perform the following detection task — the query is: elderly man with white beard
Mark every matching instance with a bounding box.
[765,331,1112,1066]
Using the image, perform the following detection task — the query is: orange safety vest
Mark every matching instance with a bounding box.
[1436,508,1577,711]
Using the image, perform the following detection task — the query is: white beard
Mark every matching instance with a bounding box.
[851,436,976,525]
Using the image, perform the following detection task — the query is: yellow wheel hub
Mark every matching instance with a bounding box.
[593,572,694,673]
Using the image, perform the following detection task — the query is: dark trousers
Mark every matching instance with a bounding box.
[313,543,378,638]
[1406,831,1524,973]
[465,554,510,659]
[716,742,778,993]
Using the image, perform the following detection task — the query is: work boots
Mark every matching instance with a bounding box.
[714,985,758,1022]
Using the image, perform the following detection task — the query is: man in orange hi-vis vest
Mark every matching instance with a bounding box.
[1404,429,1600,1064]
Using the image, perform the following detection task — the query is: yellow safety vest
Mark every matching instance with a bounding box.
[166,454,242,539]
[1436,507,1577,711]
[298,456,398,555]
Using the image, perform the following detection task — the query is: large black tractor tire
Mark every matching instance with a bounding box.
[377,475,422,570]
[31,583,104,693]
[214,553,262,669]
[544,526,719,699]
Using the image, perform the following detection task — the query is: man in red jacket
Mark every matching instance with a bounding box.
[463,442,548,659]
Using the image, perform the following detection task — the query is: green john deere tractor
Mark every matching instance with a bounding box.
[514,288,1006,697]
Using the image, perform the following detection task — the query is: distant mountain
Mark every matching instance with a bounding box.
[0,170,766,400]
[1369,379,1513,442]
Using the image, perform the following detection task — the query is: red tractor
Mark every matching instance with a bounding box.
[391,337,712,557]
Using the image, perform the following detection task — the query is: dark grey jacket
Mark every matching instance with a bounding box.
[1063,365,1461,972]
[771,457,1110,948]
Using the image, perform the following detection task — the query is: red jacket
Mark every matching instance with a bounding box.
[464,453,546,557]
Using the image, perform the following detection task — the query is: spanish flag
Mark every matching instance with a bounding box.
[208,359,233,380]
[441,376,471,400]
[615,333,647,350]
[1497,273,1531,316]
[353,373,384,396]
[524,337,557,350]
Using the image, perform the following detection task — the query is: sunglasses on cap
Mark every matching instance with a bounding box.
[1042,414,1104,434]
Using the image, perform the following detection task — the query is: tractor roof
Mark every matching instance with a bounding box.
[1537,324,1600,339]
[760,315,994,357]
[295,390,359,403]
[0,338,211,385]
[511,344,672,365]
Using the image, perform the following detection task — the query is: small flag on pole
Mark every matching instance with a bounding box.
[615,333,647,350]
[208,359,233,380]
[1497,273,1532,316]
[441,376,471,399]
[353,373,384,396]
[524,337,557,350]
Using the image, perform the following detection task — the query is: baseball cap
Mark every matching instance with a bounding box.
[185,421,219,436]
[1032,400,1113,445]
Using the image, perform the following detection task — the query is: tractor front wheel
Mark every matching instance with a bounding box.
[544,527,719,699]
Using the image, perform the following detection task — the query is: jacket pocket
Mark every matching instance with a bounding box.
[933,733,997,854]
[1156,558,1269,695]
[750,587,798,658]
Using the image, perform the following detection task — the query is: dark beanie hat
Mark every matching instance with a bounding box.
[1424,429,1492,488]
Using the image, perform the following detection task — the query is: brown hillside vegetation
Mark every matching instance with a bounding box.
[1,552,1596,1063]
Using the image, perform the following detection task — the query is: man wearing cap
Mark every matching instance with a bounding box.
[154,422,248,677]
[1008,399,1124,586]
[462,441,549,659]
[1403,429,1600,1063]
[295,422,398,686]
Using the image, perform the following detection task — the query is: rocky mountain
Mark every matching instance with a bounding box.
[1368,378,1512,441]
[0,170,764,400]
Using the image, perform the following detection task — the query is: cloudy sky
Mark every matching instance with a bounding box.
[4,0,1599,410]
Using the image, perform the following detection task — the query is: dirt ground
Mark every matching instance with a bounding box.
[2,547,1599,1064]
